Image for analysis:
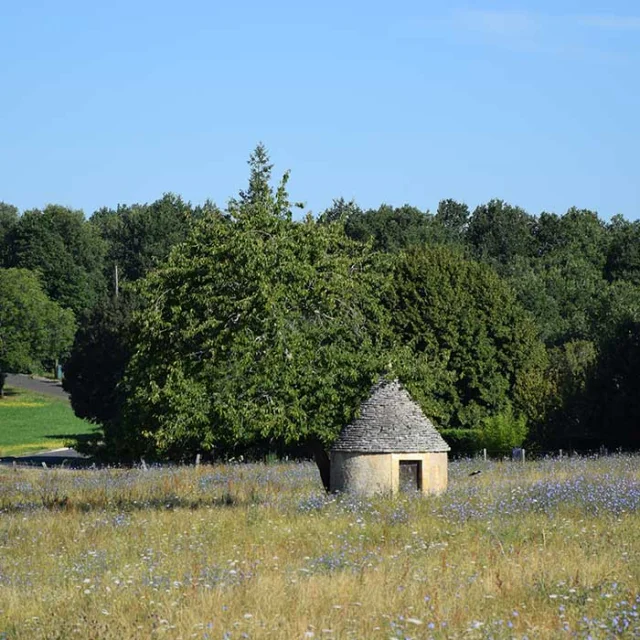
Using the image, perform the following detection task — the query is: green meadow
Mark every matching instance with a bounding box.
[0,386,93,457]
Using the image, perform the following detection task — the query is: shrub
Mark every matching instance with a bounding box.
[476,405,528,453]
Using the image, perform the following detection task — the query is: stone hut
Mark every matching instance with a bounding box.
[330,379,450,495]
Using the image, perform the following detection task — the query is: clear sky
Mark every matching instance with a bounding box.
[2,1,639,220]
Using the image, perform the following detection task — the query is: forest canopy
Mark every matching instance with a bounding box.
[2,144,639,466]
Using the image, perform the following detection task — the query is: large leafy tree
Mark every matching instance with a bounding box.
[605,215,640,285]
[433,199,470,246]
[91,193,208,289]
[0,202,19,266]
[508,253,608,346]
[0,268,76,395]
[543,208,608,270]
[389,246,548,442]
[536,339,598,448]
[121,146,390,487]
[5,205,107,314]
[318,198,363,225]
[344,203,436,252]
[584,319,640,449]
[467,199,535,272]
[508,208,624,347]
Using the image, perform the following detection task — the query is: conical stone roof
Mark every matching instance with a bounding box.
[331,379,450,453]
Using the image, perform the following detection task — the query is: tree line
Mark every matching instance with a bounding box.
[1,145,639,479]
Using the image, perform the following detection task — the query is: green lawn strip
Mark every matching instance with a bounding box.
[0,386,95,456]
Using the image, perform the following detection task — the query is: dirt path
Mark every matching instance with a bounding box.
[4,373,70,401]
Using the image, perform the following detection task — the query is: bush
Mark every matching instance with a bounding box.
[476,406,528,453]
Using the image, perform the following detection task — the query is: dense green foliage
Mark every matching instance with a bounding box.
[3,205,107,315]
[0,268,76,394]
[3,144,640,460]
[62,292,140,458]
[120,150,390,486]
[582,320,640,449]
[343,203,436,252]
[91,193,210,287]
[389,246,548,435]
[467,199,535,269]
[0,202,19,266]
[0,195,203,394]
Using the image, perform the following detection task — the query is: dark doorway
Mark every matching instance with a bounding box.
[399,460,422,493]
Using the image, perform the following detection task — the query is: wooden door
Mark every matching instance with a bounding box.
[399,460,422,493]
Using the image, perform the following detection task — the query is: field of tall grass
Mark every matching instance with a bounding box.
[0,455,638,639]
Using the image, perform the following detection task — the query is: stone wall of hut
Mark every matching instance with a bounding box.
[330,451,448,496]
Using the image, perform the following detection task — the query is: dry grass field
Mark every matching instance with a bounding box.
[0,456,638,639]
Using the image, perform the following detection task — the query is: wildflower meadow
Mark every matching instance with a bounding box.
[0,455,638,639]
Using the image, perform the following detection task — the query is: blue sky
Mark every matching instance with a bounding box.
[2,0,639,220]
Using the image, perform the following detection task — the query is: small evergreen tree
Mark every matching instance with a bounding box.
[63,290,140,458]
